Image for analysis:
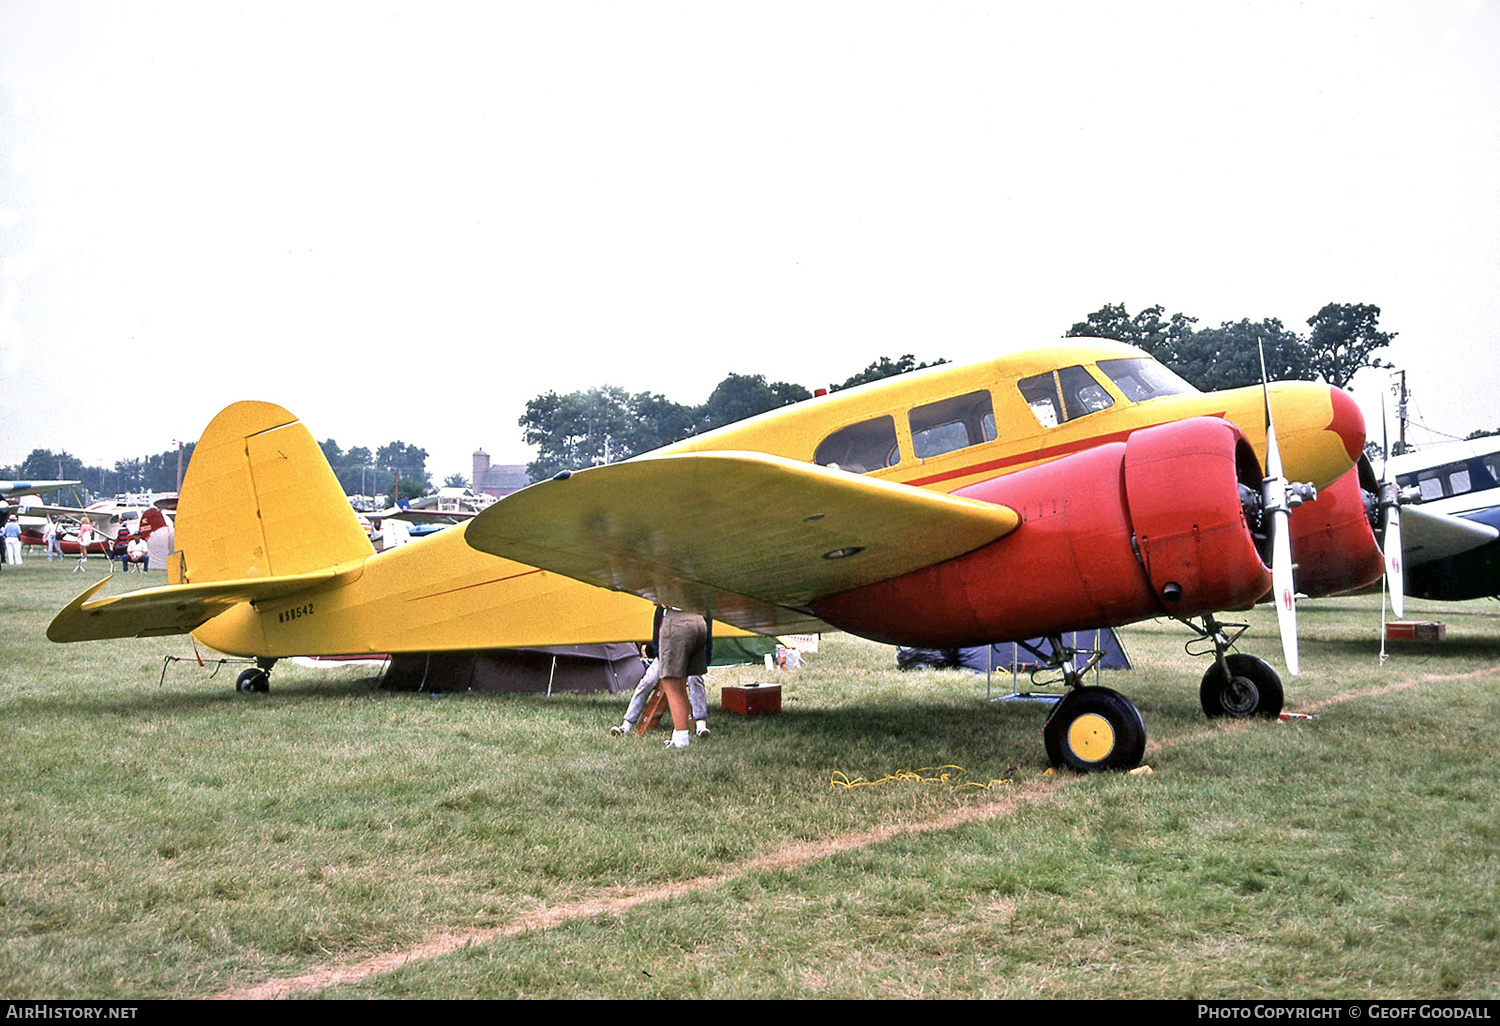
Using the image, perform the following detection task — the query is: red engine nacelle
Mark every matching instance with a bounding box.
[1286,457,1384,599]
[810,418,1273,647]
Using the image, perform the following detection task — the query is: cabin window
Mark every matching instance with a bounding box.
[1483,454,1500,484]
[1096,357,1196,402]
[1412,473,1445,501]
[1400,460,1488,501]
[1017,366,1114,428]
[908,390,997,459]
[814,416,900,474]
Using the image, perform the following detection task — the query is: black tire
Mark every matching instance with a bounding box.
[1043,687,1147,772]
[1200,654,1283,719]
[236,668,270,694]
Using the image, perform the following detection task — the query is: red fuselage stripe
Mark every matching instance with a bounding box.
[902,412,1228,488]
[411,567,547,601]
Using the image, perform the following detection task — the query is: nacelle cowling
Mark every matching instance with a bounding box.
[1286,457,1384,599]
[810,417,1272,647]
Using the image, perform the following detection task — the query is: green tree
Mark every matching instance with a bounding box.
[374,441,431,501]
[319,439,344,475]
[16,448,87,483]
[1304,302,1396,389]
[697,373,812,431]
[831,354,948,392]
[633,391,700,449]
[1068,301,1394,391]
[521,387,649,481]
[1066,303,1198,365]
[3,450,86,501]
[1171,318,1312,390]
[344,447,374,495]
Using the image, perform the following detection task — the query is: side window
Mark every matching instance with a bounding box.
[908,390,996,459]
[1018,373,1063,427]
[1483,454,1500,484]
[814,416,900,474]
[1415,470,1446,500]
[1410,462,1494,501]
[1017,366,1114,428]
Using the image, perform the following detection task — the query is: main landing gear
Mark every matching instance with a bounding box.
[235,658,277,694]
[1181,615,1284,719]
[1027,636,1148,772]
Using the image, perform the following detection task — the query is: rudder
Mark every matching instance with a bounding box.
[171,401,374,585]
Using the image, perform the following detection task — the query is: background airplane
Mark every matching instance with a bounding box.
[49,339,1374,772]
[0,480,83,553]
[1384,436,1500,601]
[366,487,492,550]
[26,496,177,555]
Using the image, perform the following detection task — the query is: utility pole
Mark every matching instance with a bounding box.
[1394,370,1408,455]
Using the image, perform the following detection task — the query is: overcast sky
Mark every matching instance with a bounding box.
[2,0,1496,483]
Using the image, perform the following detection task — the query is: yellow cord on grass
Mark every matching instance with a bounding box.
[830,764,1011,792]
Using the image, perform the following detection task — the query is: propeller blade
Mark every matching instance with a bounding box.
[1272,497,1300,676]
[1259,341,1299,675]
[1384,505,1405,620]
[1380,394,1405,619]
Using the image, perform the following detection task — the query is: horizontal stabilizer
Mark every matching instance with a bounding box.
[1402,506,1499,566]
[465,451,1020,635]
[47,567,359,643]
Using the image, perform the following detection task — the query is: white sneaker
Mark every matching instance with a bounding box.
[609,723,630,736]
[696,724,712,738]
[663,737,689,750]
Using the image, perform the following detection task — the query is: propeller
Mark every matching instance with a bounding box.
[1379,394,1405,620]
[1258,342,1313,677]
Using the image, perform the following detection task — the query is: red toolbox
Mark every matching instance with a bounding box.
[721,683,782,716]
[1385,621,1446,642]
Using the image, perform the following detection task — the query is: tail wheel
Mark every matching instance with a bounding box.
[1043,687,1147,772]
[1200,654,1282,719]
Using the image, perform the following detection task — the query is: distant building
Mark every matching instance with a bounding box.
[473,449,530,500]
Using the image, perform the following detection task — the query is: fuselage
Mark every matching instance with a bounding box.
[190,339,1366,656]
[654,339,1362,496]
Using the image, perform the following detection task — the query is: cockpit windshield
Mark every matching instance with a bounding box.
[1095,357,1197,402]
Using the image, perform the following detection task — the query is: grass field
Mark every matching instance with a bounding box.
[2,555,1498,999]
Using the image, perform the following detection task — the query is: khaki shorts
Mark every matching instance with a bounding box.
[659,609,710,678]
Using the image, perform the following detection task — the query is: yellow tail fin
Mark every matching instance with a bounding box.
[172,401,374,584]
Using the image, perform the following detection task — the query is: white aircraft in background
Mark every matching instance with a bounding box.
[1384,437,1500,602]
[24,495,177,554]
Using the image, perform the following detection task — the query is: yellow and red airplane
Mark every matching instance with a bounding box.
[48,338,1382,771]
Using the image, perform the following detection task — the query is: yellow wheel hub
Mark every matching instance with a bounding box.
[1066,712,1116,763]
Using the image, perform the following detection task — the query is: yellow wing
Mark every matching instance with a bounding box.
[47,567,360,642]
[464,451,1020,635]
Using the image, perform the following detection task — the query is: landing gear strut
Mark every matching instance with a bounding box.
[1028,635,1148,772]
[235,658,277,694]
[1181,615,1283,719]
